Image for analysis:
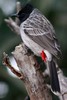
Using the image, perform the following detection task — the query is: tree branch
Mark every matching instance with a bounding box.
[3,52,24,80]
[12,44,52,100]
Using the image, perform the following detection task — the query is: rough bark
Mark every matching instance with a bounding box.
[12,44,52,100]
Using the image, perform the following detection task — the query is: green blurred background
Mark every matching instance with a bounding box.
[0,0,67,100]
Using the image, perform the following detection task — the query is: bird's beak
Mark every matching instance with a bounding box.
[11,13,19,17]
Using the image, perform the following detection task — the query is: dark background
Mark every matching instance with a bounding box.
[0,0,67,100]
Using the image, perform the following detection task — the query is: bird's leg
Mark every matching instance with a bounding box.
[22,44,33,56]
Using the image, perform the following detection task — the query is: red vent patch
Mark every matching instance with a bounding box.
[40,50,47,62]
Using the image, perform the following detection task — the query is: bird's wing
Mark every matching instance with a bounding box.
[20,9,62,59]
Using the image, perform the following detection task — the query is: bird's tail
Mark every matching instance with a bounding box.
[48,60,60,93]
[40,50,60,93]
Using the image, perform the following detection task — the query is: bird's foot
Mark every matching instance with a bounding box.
[23,44,33,56]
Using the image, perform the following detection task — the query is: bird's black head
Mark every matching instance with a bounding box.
[12,3,34,23]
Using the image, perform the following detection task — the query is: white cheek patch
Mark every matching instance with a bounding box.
[44,50,52,61]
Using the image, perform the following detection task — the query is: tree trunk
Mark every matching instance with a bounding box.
[12,44,52,100]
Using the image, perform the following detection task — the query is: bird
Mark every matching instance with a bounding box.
[12,3,62,96]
